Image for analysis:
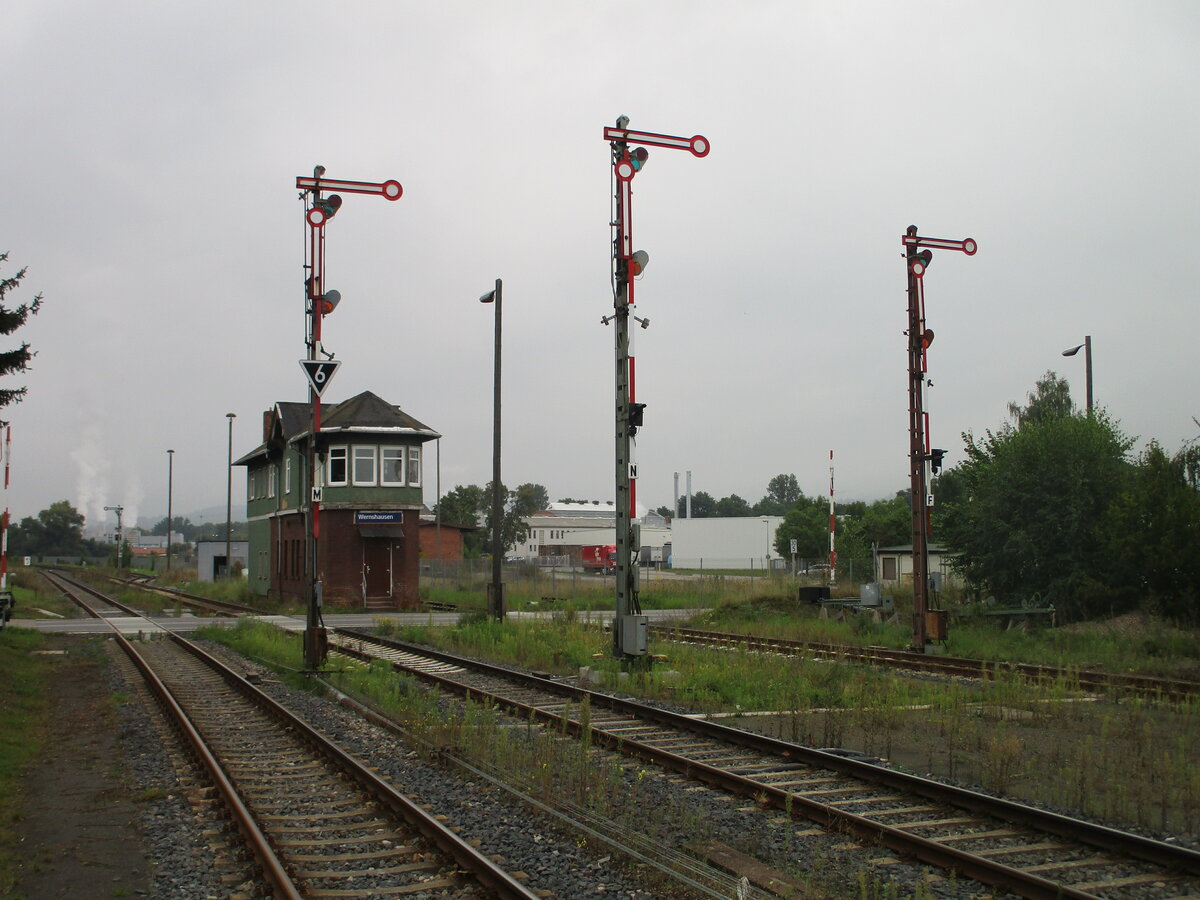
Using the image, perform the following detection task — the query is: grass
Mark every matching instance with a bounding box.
[3,570,79,620]
[421,565,804,612]
[683,594,1200,680]
[0,628,50,896]
[374,613,956,712]
[369,608,1200,836]
[195,575,1200,842]
[194,619,308,686]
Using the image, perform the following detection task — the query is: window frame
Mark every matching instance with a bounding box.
[380,446,405,486]
[406,445,421,487]
[352,445,378,486]
[327,445,348,487]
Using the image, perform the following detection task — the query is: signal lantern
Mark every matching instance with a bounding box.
[306,194,344,228]
[910,248,933,278]
[316,194,342,218]
[318,289,341,315]
[629,147,649,172]
[630,250,649,277]
[629,402,647,435]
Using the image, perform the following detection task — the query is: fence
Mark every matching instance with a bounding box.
[418,555,879,602]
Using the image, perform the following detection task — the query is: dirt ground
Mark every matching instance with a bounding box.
[6,637,151,900]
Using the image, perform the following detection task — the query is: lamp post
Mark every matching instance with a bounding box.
[166,449,174,571]
[225,413,236,578]
[1062,335,1093,415]
[480,279,504,620]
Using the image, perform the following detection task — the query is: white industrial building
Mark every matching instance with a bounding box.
[514,502,671,564]
[669,516,784,570]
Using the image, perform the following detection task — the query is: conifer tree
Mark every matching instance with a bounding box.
[0,252,42,409]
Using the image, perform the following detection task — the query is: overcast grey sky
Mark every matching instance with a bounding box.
[3,1,1198,530]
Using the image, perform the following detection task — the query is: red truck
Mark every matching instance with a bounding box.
[580,544,617,574]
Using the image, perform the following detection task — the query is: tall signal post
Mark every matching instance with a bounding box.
[902,226,976,651]
[296,168,402,669]
[603,116,708,659]
[104,504,125,569]
[828,450,837,584]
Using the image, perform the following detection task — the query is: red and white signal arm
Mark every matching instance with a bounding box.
[295,176,403,200]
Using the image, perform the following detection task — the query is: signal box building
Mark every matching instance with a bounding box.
[235,391,439,609]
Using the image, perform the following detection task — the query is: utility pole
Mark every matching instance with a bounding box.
[479,279,505,620]
[902,226,976,651]
[166,449,174,571]
[603,116,709,659]
[225,412,236,578]
[295,167,402,669]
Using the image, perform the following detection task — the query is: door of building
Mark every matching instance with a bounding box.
[361,539,394,605]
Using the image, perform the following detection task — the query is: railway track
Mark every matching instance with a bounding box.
[650,624,1200,702]
[43,568,147,618]
[44,573,540,899]
[41,566,257,617]
[119,579,260,616]
[331,627,1200,900]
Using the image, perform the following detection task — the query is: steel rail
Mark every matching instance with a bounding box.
[44,569,145,618]
[652,624,1200,701]
[164,632,542,900]
[48,572,301,898]
[125,580,260,616]
[333,628,1200,896]
[51,572,541,900]
[317,678,766,900]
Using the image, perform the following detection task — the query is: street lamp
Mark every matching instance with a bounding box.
[1062,335,1093,415]
[225,413,236,578]
[480,279,505,620]
[166,449,174,571]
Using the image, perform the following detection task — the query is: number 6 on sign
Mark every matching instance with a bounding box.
[300,359,341,397]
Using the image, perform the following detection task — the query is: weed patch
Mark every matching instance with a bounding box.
[0,628,50,894]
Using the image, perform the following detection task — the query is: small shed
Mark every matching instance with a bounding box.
[196,541,249,582]
[876,543,961,587]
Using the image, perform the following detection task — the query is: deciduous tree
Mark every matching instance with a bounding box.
[716,493,752,517]
[1099,442,1200,624]
[773,497,828,558]
[1006,370,1075,428]
[939,411,1132,619]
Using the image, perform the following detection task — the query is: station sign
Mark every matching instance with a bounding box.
[355,511,404,525]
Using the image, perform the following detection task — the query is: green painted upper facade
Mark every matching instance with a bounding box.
[236,390,441,520]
